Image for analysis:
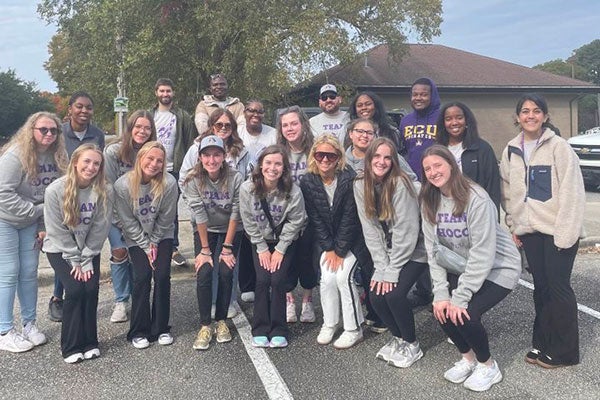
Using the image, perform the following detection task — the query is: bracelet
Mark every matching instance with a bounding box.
[221,250,233,256]
[222,243,233,250]
[200,251,212,256]
[201,246,210,249]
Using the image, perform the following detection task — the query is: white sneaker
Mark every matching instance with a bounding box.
[158,333,174,346]
[376,337,404,362]
[132,337,150,349]
[444,357,477,383]
[463,360,503,392]
[64,352,84,364]
[110,301,128,323]
[286,300,297,323]
[227,304,238,319]
[333,329,363,349]
[241,292,255,302]
[83,348,100,360]
[317,324,339,345]
[0,329,34,353]
[388,341,423,368]
[300,301,316,323]
[22,321,47,346]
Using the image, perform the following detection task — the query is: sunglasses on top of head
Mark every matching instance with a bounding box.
[314,151,339,162]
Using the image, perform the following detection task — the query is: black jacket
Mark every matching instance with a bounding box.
[461,138,501,215]
[299,166,371,267]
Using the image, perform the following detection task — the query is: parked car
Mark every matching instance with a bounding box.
[568,127,600,189]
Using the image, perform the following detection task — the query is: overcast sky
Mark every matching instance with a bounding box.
[1,0,599,93]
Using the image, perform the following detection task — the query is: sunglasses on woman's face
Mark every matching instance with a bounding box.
[314,151,339,162]
[214,122,232,131]
[34,127,59,136]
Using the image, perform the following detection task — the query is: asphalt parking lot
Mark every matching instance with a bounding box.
[2,193,600,399]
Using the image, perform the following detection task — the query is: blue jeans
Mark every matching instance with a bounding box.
[108,224,132,303]
[0,221,40,333]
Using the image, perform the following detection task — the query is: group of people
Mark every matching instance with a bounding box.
[0,74,584,393]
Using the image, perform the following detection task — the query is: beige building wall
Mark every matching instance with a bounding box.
[380,92,579,159]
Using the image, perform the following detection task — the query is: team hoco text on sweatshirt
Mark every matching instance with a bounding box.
[422,185,521,309]
[43,176,112,272]
[113,172,178,251]
[0,146,62,229]
[239,181,307,255]
[183,169,243,233]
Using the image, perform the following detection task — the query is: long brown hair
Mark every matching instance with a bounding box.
[251,145,293,199]
[358,137,415,222]
[419,145,473,224]
[199,109,244,159]
[276,106,314,156]
[127,141,167,210]
[1,112,68,178]
[117,110,157,166]
[62,144,108,228]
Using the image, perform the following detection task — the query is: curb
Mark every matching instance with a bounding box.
[580,236,600,248]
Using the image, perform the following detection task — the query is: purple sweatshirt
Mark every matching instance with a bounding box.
[399,78,441,180]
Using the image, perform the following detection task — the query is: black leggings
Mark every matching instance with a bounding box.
[439,275,511,363]
[370,261,426,342]
[47,253,100,358]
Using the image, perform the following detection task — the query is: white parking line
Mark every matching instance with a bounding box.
[231,303,294,400]
[518,278,600,320]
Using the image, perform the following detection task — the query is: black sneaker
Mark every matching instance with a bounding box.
[536,353,565,369]
[525,348,541,364]
[172,251,187,267]
[48,298,63,322]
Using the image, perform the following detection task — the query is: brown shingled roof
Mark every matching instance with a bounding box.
[313,44,597,91]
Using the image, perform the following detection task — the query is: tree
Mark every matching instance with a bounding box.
[0,70,55,139]
[38,0,442,128]
[533,39,600,132]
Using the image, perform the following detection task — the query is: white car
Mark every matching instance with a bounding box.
[568,127,600,189]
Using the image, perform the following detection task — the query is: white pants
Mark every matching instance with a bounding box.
[319,251,364,331]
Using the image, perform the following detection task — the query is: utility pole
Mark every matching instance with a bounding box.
[114,23,128,136]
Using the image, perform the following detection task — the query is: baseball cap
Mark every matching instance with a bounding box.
[319,84,337,95]
[199,135,225,153]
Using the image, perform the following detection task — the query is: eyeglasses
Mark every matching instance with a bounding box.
[314,151,339,162]
[320,93,337,101]
[210,73,225,80]
[352,128,375,137]
[34,127,59,136]
[245,108,265,115]
[214,122,232,131]
[134,124,152,132]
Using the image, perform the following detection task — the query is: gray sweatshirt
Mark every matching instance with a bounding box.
[422,185,521,308]
[104,142,138,184]
[43,176,112,272]
[183,169,243,233]
[113,172,178,251]
[0,146,62,229]
[239,180,307,254]
[289,151,308,184]
[354,179,427,283]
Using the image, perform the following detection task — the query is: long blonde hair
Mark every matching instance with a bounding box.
[62,144,108,228]
[1,112,68,178]
[307,134,346,175]
[359,137,415,222]
[127,141,167,209]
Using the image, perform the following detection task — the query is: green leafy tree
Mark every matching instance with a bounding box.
[533,39,600,132]
[0,70,55,139]
[38,0,442,129]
